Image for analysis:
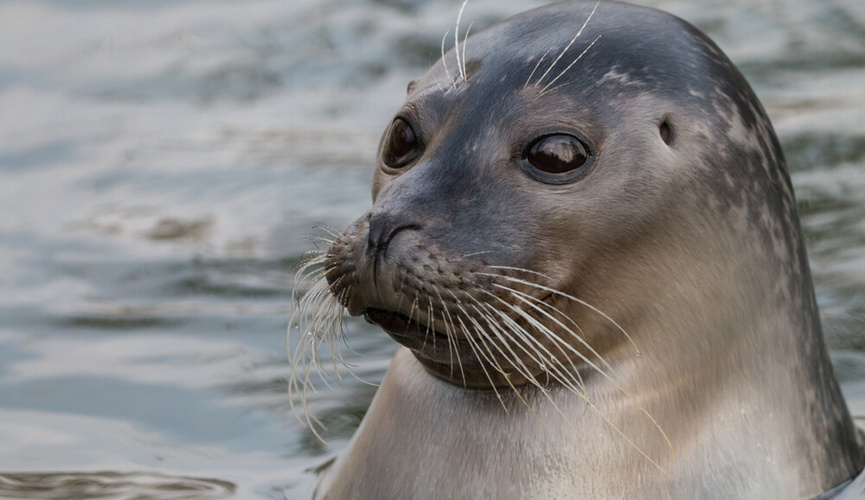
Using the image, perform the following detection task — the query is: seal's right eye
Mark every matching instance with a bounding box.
[526,134,588,174]
[382,118,421,169]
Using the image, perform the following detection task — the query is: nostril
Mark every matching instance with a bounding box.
[367,213,422,262]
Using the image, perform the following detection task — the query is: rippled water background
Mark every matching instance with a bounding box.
[0,0,863,498]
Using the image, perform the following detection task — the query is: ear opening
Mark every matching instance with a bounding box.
[659,118,674,146]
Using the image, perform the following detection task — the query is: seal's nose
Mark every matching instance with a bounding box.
[366,212,421,262]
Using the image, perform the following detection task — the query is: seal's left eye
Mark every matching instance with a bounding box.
[526,134,589,174]
[382,118,420,168]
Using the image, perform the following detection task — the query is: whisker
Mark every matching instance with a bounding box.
[495,284,616,380]
[428,299,437,349]
[482,291,587,395]
[461,250,494,259]
[455,313,506,406]
[479,272,640,354]
[454,0,470,83]
[466,314,520,415]
[534,1,599,87]
[514,290,593,376]
[464,298,551,394]
[484,293,669,471]
[481,273,673,460]
[441,30,456,88]
[470,301,600,452]
[286,250,366,443]
[488,265,555,282]
[435,291,465,385]
[524,47,553,89]
[421,300,434,351]
[407,296,420,333]
[479,301,594,437]
[311,224,342,239]
[461,21,474,82]
[434,78,445,93]
[292,260,329,289]
[484,289,590,391]
[540,34,602,95]
[447,296,502,385]
[586,399,670,474]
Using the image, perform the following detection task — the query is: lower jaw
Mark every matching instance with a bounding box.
[363,307,548,390]
[363,308,451,347]
[413,353,547,390]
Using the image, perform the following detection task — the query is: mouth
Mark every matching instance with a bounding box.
[363,308,448,344]
[361,292,558,388]
[362,291,555,346]
[363,306,489,373]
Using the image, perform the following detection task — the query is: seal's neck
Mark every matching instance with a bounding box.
[570,208,863,497]
[319,337,858,499]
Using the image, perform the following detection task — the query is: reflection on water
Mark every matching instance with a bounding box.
[0,0,863,498]
[0,471,234,500]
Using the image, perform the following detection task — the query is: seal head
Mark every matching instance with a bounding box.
[314,1,864,498]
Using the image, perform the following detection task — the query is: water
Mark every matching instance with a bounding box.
[0,0,863,498]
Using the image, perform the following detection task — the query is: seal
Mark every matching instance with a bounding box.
[290,1,865,498]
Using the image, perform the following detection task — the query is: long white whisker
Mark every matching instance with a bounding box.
[287,247,368,443]
[422,300,434,350]
[483,293,669,471]
[462,21,474,82]
[482,293,587,395]
[524,47,552,89]
[446,290,508,393]
[540,34,602,95]
[441,30,456,88]
[535,1,599,87]
[479,272,640,354]
[433,77,445,93]
[454,0,470,83]
[467,301,541,388]
[482,273,673,460]
[461,250,494,259]
[470,300,595,445]
[435,290,465,384]
[496,284,616,381]
[483,290,590,392]
[466,296,574,404]
[454,312,507,407]
[310,225,342,239]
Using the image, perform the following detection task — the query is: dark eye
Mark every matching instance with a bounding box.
[382,118,421,168]
[525,134,589,174]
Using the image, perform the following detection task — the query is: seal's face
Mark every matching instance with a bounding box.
[323,1,793,389]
